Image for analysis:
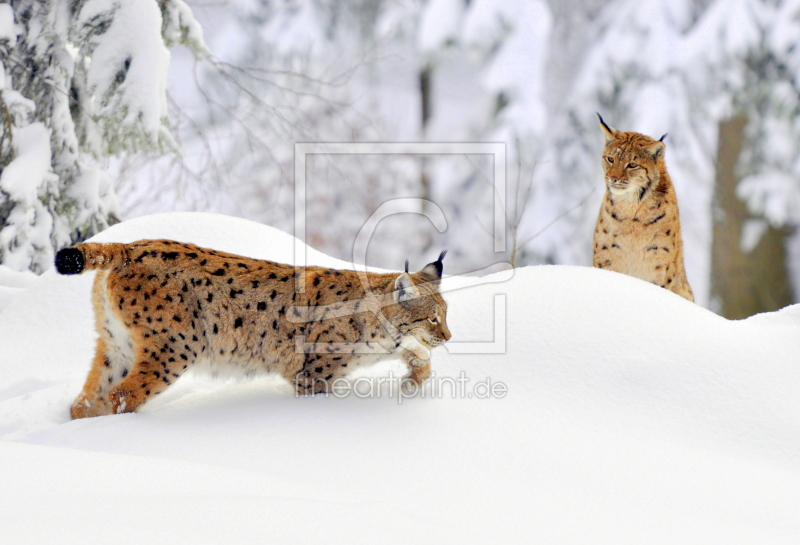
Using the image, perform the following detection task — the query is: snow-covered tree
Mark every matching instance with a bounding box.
[116,0,420,262]
[113,0,553,275]
[0,0,207,272]
[418,0,552,269]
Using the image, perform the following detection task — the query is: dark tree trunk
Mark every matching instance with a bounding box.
[711,116,795,319]
[418,63,434,253]
[419,63,432,207]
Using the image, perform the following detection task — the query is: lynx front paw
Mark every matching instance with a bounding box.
[109,387,137,414]
[409,362,431,384]
[70,398,93,420]
[70,396,114,419]
[401,379,418,395]
[401,361,431,395]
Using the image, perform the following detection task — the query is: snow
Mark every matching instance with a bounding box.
[262,0,324,56]
[0,3,16,43]
[77,0,172,146]
[0,286,23,313]
[0,123,53,203]
[0,120,59,272]
[0,265,37,312]
[160,0,210,55]
[0,265,36,289]
[419,0,463,52]
[739,169,800,228]
[1,212,799,543]
[463,0,551,132]
[740,218,769,254]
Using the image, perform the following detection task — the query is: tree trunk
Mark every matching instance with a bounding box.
[419,63,432,207]
[418,62,434,253]
[711,116,795,319]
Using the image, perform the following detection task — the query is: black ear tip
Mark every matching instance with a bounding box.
[430,250,447,278]
[404,259,409,273]
[597,113,613,134]
[659,133,668,142]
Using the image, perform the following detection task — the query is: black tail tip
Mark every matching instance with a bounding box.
[55,248,84,275]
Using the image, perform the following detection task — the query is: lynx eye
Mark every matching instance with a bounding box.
[428,316,439,325]
[627,163,638,169]
[605,156,614,164]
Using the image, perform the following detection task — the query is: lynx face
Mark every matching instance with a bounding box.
[385,260,451,350]
[600,122,666,201]
[392,288,450,349]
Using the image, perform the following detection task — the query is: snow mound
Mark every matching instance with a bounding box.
[0,265,38,312]
[1,212,799,544]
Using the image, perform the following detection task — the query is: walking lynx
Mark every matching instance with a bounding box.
[56,240,451,418]
[593,114,694,301]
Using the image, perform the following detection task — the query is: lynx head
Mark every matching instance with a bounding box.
[386,251,451,348]
[598,113,667,201]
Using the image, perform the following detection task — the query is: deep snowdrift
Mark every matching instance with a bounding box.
[0,265,37,312]
[1,213,799,544]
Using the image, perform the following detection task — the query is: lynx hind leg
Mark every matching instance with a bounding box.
[290,353,352,396]
[71,275,139,418]
[106,340,194,414]
[71,337,116,419]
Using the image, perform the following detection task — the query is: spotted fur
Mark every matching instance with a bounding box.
[57,240,451,418]
[593,115,694,301]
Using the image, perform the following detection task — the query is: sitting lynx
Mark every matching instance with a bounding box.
[593,114,694,301]
[55,240,451,418]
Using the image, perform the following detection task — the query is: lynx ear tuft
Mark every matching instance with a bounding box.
[597,113,618,143]
[420,250,447,280]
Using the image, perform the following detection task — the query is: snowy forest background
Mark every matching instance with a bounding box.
[2,0,800,318]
